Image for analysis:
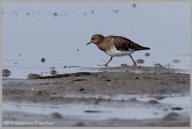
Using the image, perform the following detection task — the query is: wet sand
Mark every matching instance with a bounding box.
[2,65,190,127]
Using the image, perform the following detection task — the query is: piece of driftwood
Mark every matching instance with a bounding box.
[28,72,93,79]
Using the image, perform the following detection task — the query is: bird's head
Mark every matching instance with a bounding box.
[87,34,104,45]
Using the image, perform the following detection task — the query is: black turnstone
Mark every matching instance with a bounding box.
[87,34,150,66]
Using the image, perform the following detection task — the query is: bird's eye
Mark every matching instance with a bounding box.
[91,38,96,40]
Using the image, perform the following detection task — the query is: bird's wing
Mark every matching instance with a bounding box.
[111,36,149,51]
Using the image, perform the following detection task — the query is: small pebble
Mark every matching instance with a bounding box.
[113,9,119,13]
[173,60,180,63]
[155,96,165,100]
[27,73,41,79]
[137,59,144,64]
[132,3,137,8]
[154,63,163,67]
[53,12,58,16]
[26,12,30,16]
[145,53,150,57]
[171,107,183,111]
[79,88,85,92]
[3,69,11,77]
[91,10,94,14]
[84,110,102,113]
[148,100,159,104]
[74,122,85,127]
[73,79,86,81]
[121,64,128,67]
[51,112,63,119]
[163,112,180,120]
[40,57,46,63]
[135,77,139,79]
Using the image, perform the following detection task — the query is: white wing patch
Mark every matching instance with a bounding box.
[106,46,135,57]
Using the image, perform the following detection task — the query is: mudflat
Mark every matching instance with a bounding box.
[2,65,190,127]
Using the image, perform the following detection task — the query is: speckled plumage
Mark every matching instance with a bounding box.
[87,34,150,66]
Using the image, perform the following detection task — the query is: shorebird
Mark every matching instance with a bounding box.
[87,34,150,66]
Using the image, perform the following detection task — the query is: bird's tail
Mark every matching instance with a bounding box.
[142,47,150,50]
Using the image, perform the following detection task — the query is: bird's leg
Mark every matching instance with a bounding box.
[104,56,113,66]
[128,54,137,66]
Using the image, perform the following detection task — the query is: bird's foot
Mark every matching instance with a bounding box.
[97,64,109,67]
[104,63,108,66]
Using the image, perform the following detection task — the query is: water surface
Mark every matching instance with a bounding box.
[2,2,190,78]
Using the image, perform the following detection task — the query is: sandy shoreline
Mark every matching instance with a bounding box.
[2,65,190,127]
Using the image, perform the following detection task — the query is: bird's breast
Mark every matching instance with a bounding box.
[97,42,111,52]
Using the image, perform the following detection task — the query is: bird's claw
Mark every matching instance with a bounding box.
[104,64,108,66]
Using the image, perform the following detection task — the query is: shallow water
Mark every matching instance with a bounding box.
[2,2,190,78]
[3,96,190,120]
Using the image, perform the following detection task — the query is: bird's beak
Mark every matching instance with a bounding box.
[86,41,92,45]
